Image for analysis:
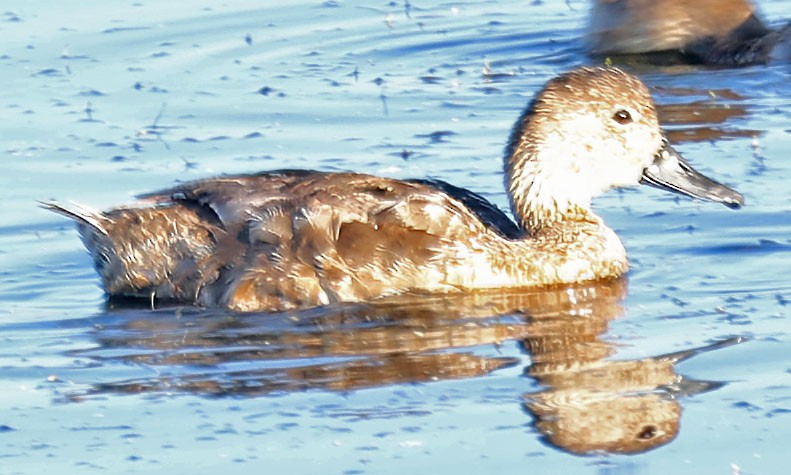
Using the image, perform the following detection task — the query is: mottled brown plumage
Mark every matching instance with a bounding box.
[44,67,743,312]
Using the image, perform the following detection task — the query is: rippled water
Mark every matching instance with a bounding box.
[1,1,790,473]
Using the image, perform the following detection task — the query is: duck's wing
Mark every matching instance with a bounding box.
[408,178,522,239]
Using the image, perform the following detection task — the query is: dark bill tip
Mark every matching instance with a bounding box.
[641,142,744,209]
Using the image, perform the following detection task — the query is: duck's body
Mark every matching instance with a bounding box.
[587,0,791,66]
[46,68,743,312]
[50,171,626,311]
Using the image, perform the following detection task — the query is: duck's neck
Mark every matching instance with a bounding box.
[506,150,591,235]
[499,150,628,286]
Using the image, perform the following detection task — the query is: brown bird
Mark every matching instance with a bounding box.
[44,67,743,312]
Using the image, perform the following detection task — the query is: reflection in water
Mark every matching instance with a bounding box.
[70,279,741,455]
[521,291,742,455]
[654,87,759,144]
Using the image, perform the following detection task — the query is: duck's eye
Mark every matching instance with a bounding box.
[613,109,633,125]
[637,425,657,440]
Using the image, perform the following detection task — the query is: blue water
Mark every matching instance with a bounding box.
[1,1,790,473]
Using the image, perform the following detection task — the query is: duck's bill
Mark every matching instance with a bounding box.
[640,142,744,209]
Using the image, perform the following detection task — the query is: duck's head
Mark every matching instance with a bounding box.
[505,67,743,233]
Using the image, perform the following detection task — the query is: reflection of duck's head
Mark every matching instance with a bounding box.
[530,390,680,455]
[587,0,790,65]
[526,355,684,455]
[522,306,744,456]
[517,276,680,454]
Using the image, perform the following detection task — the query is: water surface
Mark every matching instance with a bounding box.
[1,1,790,474]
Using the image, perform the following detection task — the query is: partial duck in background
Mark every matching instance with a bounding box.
[587,0,791,66]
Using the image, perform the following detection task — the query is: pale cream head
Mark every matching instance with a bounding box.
[505,67,663,232]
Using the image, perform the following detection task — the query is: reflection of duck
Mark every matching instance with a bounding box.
[71,279,743,456]
[74,281,626,397]
[588,0,791,66]
[655,88,758,144]
[44,67,742,312]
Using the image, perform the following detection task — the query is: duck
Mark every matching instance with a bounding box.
[43,67,744,312]
[587,0,791,66]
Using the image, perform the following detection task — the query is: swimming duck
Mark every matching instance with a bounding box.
[587,0,791,66]
[44,67,743,312]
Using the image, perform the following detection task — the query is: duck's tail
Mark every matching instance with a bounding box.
[39,201,110,236]
[42,200,228,305]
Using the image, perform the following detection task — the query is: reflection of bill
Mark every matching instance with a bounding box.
[72,278,742,455]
